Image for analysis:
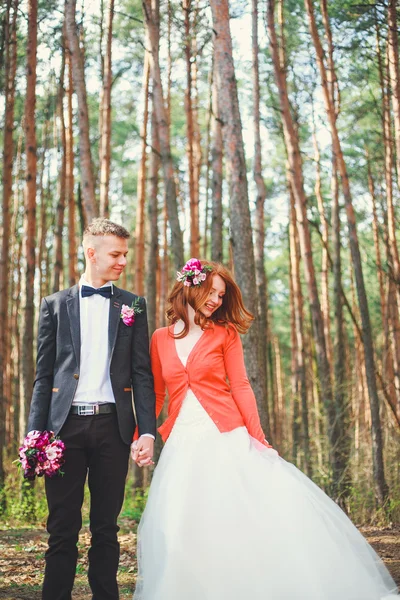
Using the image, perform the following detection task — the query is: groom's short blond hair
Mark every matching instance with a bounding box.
[83,218,130,240]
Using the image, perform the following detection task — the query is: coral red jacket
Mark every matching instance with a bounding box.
[150,323,271,447]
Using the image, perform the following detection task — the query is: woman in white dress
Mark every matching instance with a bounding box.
[132,258,399,600]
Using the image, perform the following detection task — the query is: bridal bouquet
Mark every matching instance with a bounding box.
[16,430,66,480]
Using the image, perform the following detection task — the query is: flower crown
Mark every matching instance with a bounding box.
[176,258,212,287]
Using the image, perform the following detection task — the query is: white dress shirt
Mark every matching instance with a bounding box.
[72,276,115,406]
[72,276,155,440]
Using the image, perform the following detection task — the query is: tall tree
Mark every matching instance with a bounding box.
[0,0,18,494]
[210,0,270,438]
[20,0,38,439]
[267,0,337,479]
[252,0,270,435]
[65,0,97,225]
[142,0,184,270]
[387,0,400,193]
[183,0,200,257]
[65,40,77,286]
[99,0,114,218]
[210,63,223,262]
[53,46,67,293]
[304,0,388,505]
[145,102,160,336]
[135,51,150,296]
[289,184,311,475]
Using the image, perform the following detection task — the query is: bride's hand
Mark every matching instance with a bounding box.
[131,437,155,467]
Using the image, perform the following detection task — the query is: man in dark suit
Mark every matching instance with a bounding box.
[27,218,156,600]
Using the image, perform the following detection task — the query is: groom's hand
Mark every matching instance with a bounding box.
[131,436,154,467]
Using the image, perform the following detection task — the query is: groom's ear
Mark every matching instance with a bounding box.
[87,247,96,262]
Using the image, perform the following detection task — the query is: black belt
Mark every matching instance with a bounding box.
[70,403,116,416]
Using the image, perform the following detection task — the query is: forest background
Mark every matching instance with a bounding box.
[1,0,400,539]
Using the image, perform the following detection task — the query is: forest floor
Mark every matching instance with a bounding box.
[0,522,399,599]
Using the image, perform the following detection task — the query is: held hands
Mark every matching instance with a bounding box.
[131,436,155,468]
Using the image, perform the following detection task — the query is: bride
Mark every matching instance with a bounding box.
[132,258,399,600]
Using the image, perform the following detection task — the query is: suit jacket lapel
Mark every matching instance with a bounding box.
[109,286,122,360]
[66,284,81,366]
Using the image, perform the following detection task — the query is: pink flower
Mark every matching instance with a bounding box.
[182,258,202,272]
[184,280,192,287]
[192,277,199,285]
[120,299,142,327]
[123,315,135,326]
[16,430,65,480]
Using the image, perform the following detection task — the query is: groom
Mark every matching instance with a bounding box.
[27,218,156,600]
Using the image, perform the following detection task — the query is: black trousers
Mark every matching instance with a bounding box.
[42,412,130,600]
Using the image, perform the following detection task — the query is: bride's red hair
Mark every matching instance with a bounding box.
[166,260,254,338]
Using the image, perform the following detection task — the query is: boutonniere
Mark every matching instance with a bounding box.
[120,298,143,326]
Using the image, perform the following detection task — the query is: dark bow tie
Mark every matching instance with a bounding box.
[81,285,112,299]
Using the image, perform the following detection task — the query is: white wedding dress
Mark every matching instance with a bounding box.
[133,350,399,600]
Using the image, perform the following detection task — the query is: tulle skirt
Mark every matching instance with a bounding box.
[133,390,399,600]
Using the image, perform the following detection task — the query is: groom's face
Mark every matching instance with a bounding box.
[88,235,129,283]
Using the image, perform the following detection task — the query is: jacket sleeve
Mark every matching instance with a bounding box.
[150,331,166,419]
[223,327,271,447]
[27,298,57,433]
[131,298,157,438]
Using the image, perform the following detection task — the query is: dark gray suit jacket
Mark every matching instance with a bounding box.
[27,284,156,445]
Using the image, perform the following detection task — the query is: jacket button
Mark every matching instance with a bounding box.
[73,374,79,380]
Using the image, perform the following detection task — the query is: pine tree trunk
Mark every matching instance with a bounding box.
[289,184,311,475]
[145,103,160,337]
[37,121,49,299]
[20,0,38,439]
[267,0,336,477]
[252,0,270,438]
[142,0,183,270]
[99,0,114,218]
[135,51,150,296]
[202,65,213,257]
[66,45,77,286]
[387,0,400,192]
[184,0,199,257]
[0,0,18,495]
[210,0,269,434]
[53,49,67,293]
[331,156,351,504]
[210,67,223,262]
[312,121,333,370]
[65,0,97,225]
[305,0,388,505]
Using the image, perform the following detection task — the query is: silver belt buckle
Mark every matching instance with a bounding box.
[77,404,99,416]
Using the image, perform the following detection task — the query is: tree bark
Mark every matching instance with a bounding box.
[0,0,18,494]
[99,0,114,218]
[305,0,388,505]
[65,42,77,286]
[210,0,269,436]
[210,63,223,262]
[142,0,183,270]
[252,0,270,438]
[135,51,150,296]
[53,47,67,293]
[267,0,336,475]
[387,0,400,193]
[289,183,311,475]
[20,0,38,440]
[184,0,200,257]
[145,101,160,337]
[65,0,97,225]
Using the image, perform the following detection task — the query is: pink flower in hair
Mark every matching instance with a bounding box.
[176,258,212,287]
[182,258,202,272]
